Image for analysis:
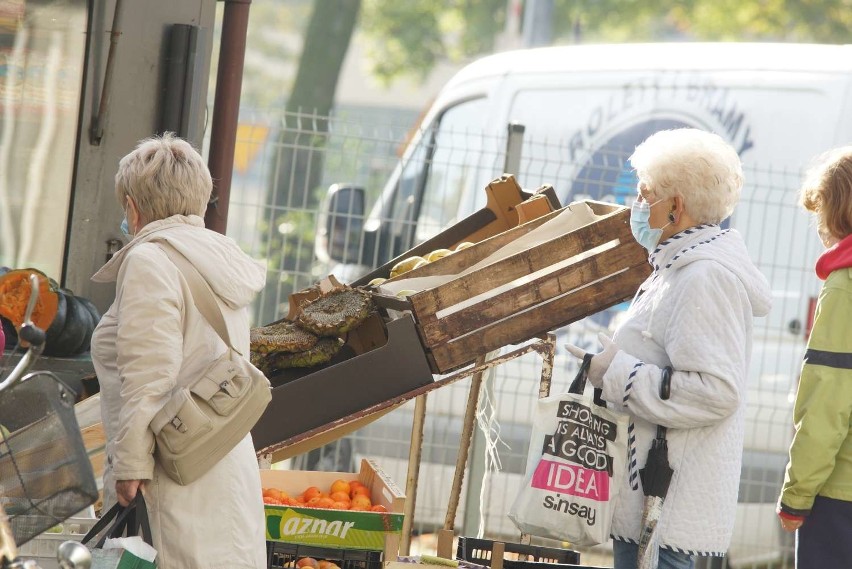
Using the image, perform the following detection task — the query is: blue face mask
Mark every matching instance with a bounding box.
[630,199,669,253]
[120,216,131,238]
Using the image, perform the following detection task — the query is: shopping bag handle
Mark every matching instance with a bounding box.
[81,493,153,548]
[568,353,607,407]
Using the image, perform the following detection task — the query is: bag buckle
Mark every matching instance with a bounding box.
[170,417,188,433]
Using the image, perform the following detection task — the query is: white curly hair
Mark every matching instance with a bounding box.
[629,128,743,224]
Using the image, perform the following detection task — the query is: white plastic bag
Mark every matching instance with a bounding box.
[103,536,158,563]
[508,356,628,546]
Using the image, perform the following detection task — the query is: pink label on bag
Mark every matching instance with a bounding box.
[531,459,610,501]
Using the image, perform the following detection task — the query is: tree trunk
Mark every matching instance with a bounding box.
[258,0,361,324]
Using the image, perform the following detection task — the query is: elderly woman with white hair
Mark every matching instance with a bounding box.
[90,133,267,569]
[566,128,771,568]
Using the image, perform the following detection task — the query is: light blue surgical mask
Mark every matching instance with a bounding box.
[630,199,670,253]
[120,216,131,238]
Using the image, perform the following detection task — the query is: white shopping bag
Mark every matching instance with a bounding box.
[508,355,628,546]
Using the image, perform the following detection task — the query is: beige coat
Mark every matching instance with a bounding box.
[91,215,267,569]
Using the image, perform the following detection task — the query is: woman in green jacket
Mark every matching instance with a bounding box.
[778,146,852,568]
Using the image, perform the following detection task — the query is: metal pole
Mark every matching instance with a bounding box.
[503,122,525,177]
[90,0,125,145]
[400,394,427,556]
[444,355,488,531]
[520,332,556,548]
[204,0,251,235]
[521,0,553,48]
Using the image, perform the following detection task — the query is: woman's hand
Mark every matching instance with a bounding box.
[565,333,618,388]
[116,479,143,507]
[778,511,804,533]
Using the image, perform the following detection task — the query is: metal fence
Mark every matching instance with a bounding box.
[232,107,819,569]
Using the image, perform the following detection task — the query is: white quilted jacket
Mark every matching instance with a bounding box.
[600,225,771,556]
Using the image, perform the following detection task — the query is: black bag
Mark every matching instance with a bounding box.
[82,494,158,569]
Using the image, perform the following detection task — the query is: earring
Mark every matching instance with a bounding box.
[668,212,676,223]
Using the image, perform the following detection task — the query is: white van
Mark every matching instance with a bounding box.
[315,43,852,567]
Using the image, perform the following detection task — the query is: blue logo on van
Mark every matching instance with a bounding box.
[567,119,732,326]
[570,118,689,206]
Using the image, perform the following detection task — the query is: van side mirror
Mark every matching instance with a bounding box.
[316,184,366,265]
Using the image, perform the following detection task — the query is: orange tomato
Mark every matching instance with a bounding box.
[296,558,318,568]
[370,504,388,513]
[351,486,370,499]
[351,494,372,509]
[331,500,351,510]
[302,486,323,501]
[330,479,352,496]
[263,487,287,502]
[316,497,335,509]
[329,491,351,503]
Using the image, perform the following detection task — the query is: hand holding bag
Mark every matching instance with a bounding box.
[507,354,629,546]
[82,494,158,569]
[149,244,272,485]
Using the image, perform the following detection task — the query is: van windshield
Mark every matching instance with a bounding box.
[412,97,489,243]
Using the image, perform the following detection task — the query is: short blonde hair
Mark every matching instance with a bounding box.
[115,133,212,221]
[629,128,743,224]
[800,146,852,240]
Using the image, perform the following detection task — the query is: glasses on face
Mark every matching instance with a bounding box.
[635,187,654,204]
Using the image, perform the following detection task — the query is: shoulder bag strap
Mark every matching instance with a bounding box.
[158,243,240,355]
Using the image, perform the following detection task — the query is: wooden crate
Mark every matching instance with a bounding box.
[397,200,651,374]
[262,459,404,559]
[353,174,560,287]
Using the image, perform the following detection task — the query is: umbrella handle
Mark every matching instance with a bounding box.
[654,367,674,441]
[660,366,672,400]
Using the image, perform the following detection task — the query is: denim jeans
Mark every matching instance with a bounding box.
[613,540,695,569]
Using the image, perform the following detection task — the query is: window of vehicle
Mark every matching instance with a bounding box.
[0,1,87,276]
[413,97,487,243]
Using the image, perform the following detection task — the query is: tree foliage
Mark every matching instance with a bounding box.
[361,0,852,81]
[361,0,507,84]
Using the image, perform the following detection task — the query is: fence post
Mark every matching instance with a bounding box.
[504,123,525,177]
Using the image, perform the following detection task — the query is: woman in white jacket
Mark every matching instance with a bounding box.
[90,134,267,569]
[567,129,772,568]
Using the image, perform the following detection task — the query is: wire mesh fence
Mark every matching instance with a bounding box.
[233,107,816,569]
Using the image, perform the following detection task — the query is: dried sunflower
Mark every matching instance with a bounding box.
[265,337,345,370]
[297,287,373,336]
[250,319,318,354]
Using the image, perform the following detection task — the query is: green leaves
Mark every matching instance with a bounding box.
[361,0,505,83]
[360,0,851,82]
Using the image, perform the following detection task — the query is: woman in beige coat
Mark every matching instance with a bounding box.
[90,134,267,569]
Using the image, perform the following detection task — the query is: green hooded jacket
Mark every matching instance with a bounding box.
[780,266,852,516]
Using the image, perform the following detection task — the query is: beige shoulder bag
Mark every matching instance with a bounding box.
[149,244,271,485]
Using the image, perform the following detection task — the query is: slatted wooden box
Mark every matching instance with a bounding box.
[379,200,652,374]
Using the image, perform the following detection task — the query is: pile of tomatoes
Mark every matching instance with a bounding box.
[263,478,388,512]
